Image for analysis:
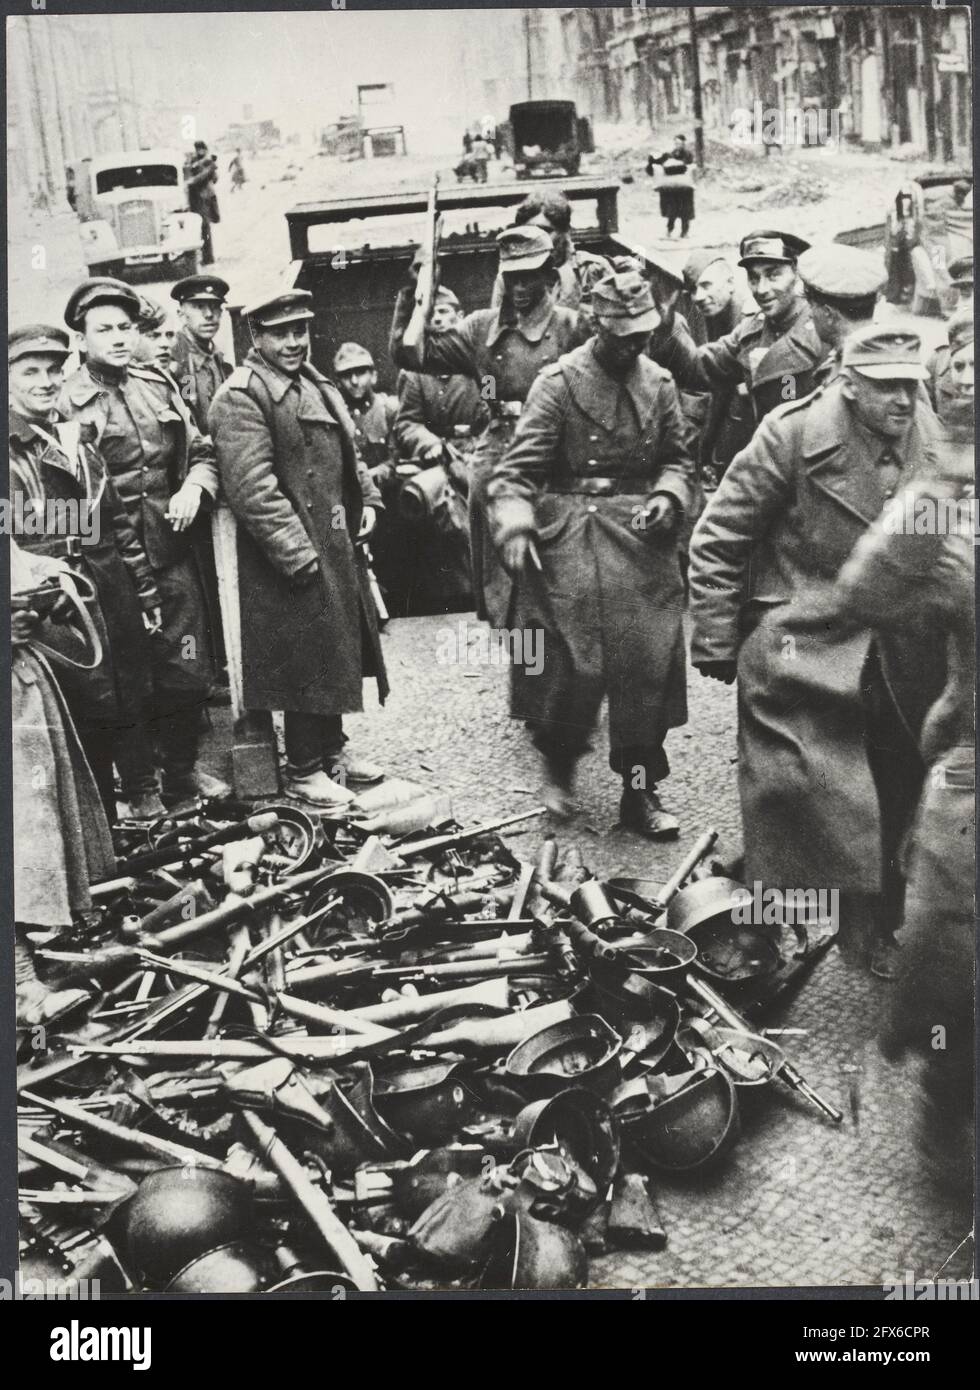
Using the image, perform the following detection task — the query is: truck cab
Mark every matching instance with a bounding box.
[75,148,203,281]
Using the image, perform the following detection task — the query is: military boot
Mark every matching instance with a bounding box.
[619,787,680,840]
[541,751,578,820]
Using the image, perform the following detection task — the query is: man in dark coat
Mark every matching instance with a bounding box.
[649,229,824,426]
[59,278,229,810]
[391,225,588,627]
[185,141,220,265]
[209,290,388,807]
[9,323,161,819]
[488,271,696,835]
[689,327,946,973]
[170,275,233,432]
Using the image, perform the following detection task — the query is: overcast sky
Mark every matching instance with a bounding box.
[109,9,503,147]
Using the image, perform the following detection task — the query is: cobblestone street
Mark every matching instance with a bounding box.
[201,613,973,1290]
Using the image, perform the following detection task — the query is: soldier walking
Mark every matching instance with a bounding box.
[689,326,946,975]
[209,290,388,807]
[488,271,696,835]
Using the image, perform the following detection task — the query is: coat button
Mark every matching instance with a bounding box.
[587,459,598,468]
[587,504,597,514]
[306,469,313,477]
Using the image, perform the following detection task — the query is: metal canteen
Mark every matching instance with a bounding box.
[373,1060,477,1145]
[612,1066,740,1174]
[391,1144,489,1222]
[409,1166,516,1272]
[115,1167,254,1285]
[504,1015,623,1099]
[481,1210,588,1290]
[509,1088,620,1195]
[166,1242,275,1293]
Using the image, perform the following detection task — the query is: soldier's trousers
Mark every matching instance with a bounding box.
[528,718,670,787]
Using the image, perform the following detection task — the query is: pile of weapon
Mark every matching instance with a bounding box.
[18,793,841,1293]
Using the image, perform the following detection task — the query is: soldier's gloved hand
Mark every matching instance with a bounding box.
[167,482,203,531]
[501,532,533,578]
[290,561,320,592]
[358,506,377,540]
[697,660,737,685]
[640,495,679,535]
[142,605,163,636]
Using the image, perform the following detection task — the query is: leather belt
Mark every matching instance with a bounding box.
[547,478,646,497]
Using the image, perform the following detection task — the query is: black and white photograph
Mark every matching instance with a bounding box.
[4,1,975,1313]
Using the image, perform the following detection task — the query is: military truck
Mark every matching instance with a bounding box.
[74,148,203,281]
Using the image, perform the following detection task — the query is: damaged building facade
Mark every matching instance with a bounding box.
[555,5,971,160]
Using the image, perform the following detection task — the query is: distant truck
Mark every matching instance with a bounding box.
[501,100,594,179]
[74,148,203,280]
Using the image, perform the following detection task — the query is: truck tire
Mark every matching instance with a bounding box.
[171,250,200,278]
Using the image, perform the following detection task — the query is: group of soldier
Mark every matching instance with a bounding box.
[8,186,975,1182]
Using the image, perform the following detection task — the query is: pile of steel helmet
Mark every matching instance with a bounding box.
[17,793,842,1293]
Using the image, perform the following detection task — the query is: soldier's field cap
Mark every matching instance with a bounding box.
[592,270,661,336]
[136,295,167,332]
[497,225,553,273]
[738,229,810,267]
[947,254,973,288]
[798,245,886,301]
[171,274,230,304]
[245,289,315,328]
[333,341,374,374]
[9,323,71,364]
[435,286,460,308]
[65,277,141,329]
[946,309,974,354]
[841,325,928,381]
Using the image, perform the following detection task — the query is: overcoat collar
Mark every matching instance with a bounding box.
[486,293,558,348]
[558,340,662,432]
[801,383,928,525]
[245,349,341,422]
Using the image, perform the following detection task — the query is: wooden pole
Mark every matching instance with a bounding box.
[688,7,705,171]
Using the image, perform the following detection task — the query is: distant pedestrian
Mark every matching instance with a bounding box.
[185,140,220,265]
[229,148,247,192]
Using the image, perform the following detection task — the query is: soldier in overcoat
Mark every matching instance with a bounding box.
[689,327,946,971]
[209,290,388,806]
[488,272,696,835]
[58,277,229,811]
